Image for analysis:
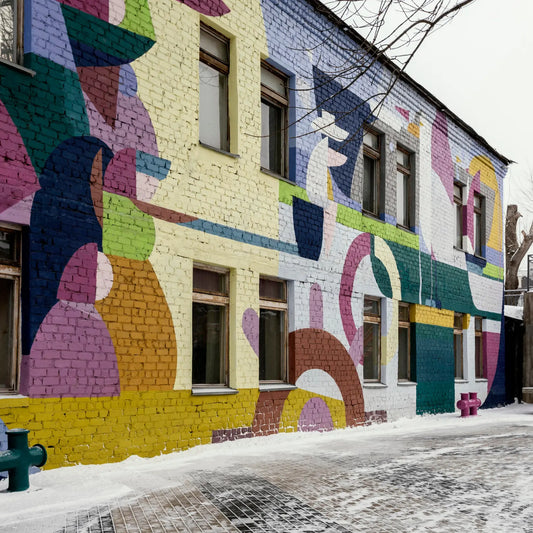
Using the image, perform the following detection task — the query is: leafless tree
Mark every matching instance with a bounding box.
[0,0,15,63]
[505,204,533,292]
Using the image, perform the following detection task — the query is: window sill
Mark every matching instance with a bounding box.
[260,167,293,184]
[199,142,240,159]
[191,386,238,396]
[363,382,387,389]
[454,379,468,383]
[453,246,466,253]
[397,381,417,387]
[475,378,488,383]
[0,57,36,77]
[259,383,297,392]
[0,394,30,408]
[396,224,416,234]
[361,210,384,223]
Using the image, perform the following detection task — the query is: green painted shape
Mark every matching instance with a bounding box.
[483,263,504,281]
[61,5,155,63]
[103,193,155,260]
[119,0,156,40]
[413,323,455,415]
[336,204,419,249]
[370,236,393,299]
[0,54,89,176]
[279,181,309,205]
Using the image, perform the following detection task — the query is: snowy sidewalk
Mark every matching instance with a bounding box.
[1,403,532,532]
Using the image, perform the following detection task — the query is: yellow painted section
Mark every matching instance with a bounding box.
[463,314,470,330]
[411,304,454,328]
[407,122,420,138]
[279,389,347,432]
[0,390,261,470]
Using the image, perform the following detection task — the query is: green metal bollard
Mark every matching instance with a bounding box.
[0,429,47,492]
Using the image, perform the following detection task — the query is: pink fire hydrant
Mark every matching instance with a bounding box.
[456,392,481,417]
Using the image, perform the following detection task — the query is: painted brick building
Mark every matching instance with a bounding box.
[0,0,509,469]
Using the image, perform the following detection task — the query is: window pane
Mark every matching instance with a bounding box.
[454,184,462,200]
[193,268,227,295]
[199,61,228,151]
[0,1,15,63]
[259,308,285,381]
[398,303,410,322]
[397,150,410,168]
[363,155,376,213]
[454,333,463,378]
[0,229,18,263]
[364,297,379,316]
[475,335,483,378]
[454,313,463,330]
[0,278,15,389]
[475,317,482,332]
[456,203,463,248]
[363,130,379,150]
[261,67,286,97]
[363,322,380,380]
[192,302,226,384]
[261,100,284,174]
[200,28,228,63]
[397,171,409,227]
[398,326,409,380]
[474,211,482,256]
[259,278,285,301]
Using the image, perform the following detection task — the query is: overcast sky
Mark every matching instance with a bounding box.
[404,0,533,223]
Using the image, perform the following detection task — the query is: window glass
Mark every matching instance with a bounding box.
[200,27,228,63]
[474,193,484,257]
[454,184,463,249]
[475,317,484,379]
[261,67,286,97]
[363,130,379,150]
[0,0,15,63]
[363,297,381,381]
[363,129,380,216]
[398,303,411,381]
[259,277,285,301]
[0,228,18,263]
[454,313,463,379]
[397,148,412,228]
[193,267,227,294]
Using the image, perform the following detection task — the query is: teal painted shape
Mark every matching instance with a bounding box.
[0,54,89,176]
[413,323,455,414]
[369,245,393,298]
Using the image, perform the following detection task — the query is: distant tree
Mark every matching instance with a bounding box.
[505,204,533,291]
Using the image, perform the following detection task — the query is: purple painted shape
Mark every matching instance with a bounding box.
[298,398,334,432]
[29,0,77,71]
[484,332,500,391]
[0,101,39,215]
[465,171,481,245]
[22,301,120,398]
[176,0,230,16]
[339,233,371,345]
[395,106,410,121]
[0,192,35,225]
[119,64,138,96]
[103,148,137,198]
[57,243,98,303]
[431,111,454,203]
[57,0,109,21]
[242,308,259,356]
[309,283,323,329]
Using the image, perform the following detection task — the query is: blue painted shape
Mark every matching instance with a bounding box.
[136,151,171,181]
[312,66,376,200]
[292,197,323,260]
[27,137,114,349]
[0,419,7,479]
[465,253,486,276]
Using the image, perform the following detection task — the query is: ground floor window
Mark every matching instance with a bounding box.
[0,227,21,392]
[192,266,229,386]
[454,313,463,379]
[363,296,381,381]
[398,302,411,381]
[475,317,484,379]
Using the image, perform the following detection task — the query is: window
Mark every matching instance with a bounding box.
[398,303,411,381]
[192,266,229,386]
[0,0,22,64]
[363,297,381,381]
[0,227,21,392]
[475,317,484,379]
[396,148,412,228]
[474,193,484,257]
[259,277,287,382]
[363,129,380,216]
[261,63,288,177]
[454,313,463,379]
[199,24,229,151]
[454,184,463,249]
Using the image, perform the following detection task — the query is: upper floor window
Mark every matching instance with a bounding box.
[398,302,411,381]
[454,184,463,249]
[259,277,288,383]
[0,227,21,392]
[199,24,229,152]
[363,129,381,217]
[192,266,229,386]
[454,312,463,379]
[363,296,381,382]
[261,63,288,177]
[475,317,484,379]
[474,193,485,257]
[0,0,22,64]
[396,148,413,229]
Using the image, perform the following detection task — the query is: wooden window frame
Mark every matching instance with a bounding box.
[259,276,288,384]
[192,264,230,387]
[454,183,464,250]
[474,193,485,257]
[362,128,381,217]
[398,302,411,382]
[363,296,381,382]
[454,312,464,379]
[396,147,412,229]
[475,317,484,379]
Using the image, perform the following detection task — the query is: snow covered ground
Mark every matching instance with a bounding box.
[1,403,532,532]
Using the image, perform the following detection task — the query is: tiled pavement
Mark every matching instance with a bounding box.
[50,421,533,533]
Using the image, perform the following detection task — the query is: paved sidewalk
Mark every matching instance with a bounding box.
[3,407,533,533]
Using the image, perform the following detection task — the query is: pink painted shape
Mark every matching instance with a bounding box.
[484,332,500,391]
[395,106,410,121]
[0,192,35,225]
[57,0,109,21]
[328,147,347,167]
[104,148,137,198]
[298,397,334,432]
[57,243,98,304]
[22,300,120,398]
[431,111,454,203]
[339,233,371,345]
[349,327,364,366]
[176,0,230,16]
[456,392,481,417]
[464,171,481,245]
[309,283,323,330]
[0,101,39,214]
[242,308,259,357]
[322,202,337,257]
